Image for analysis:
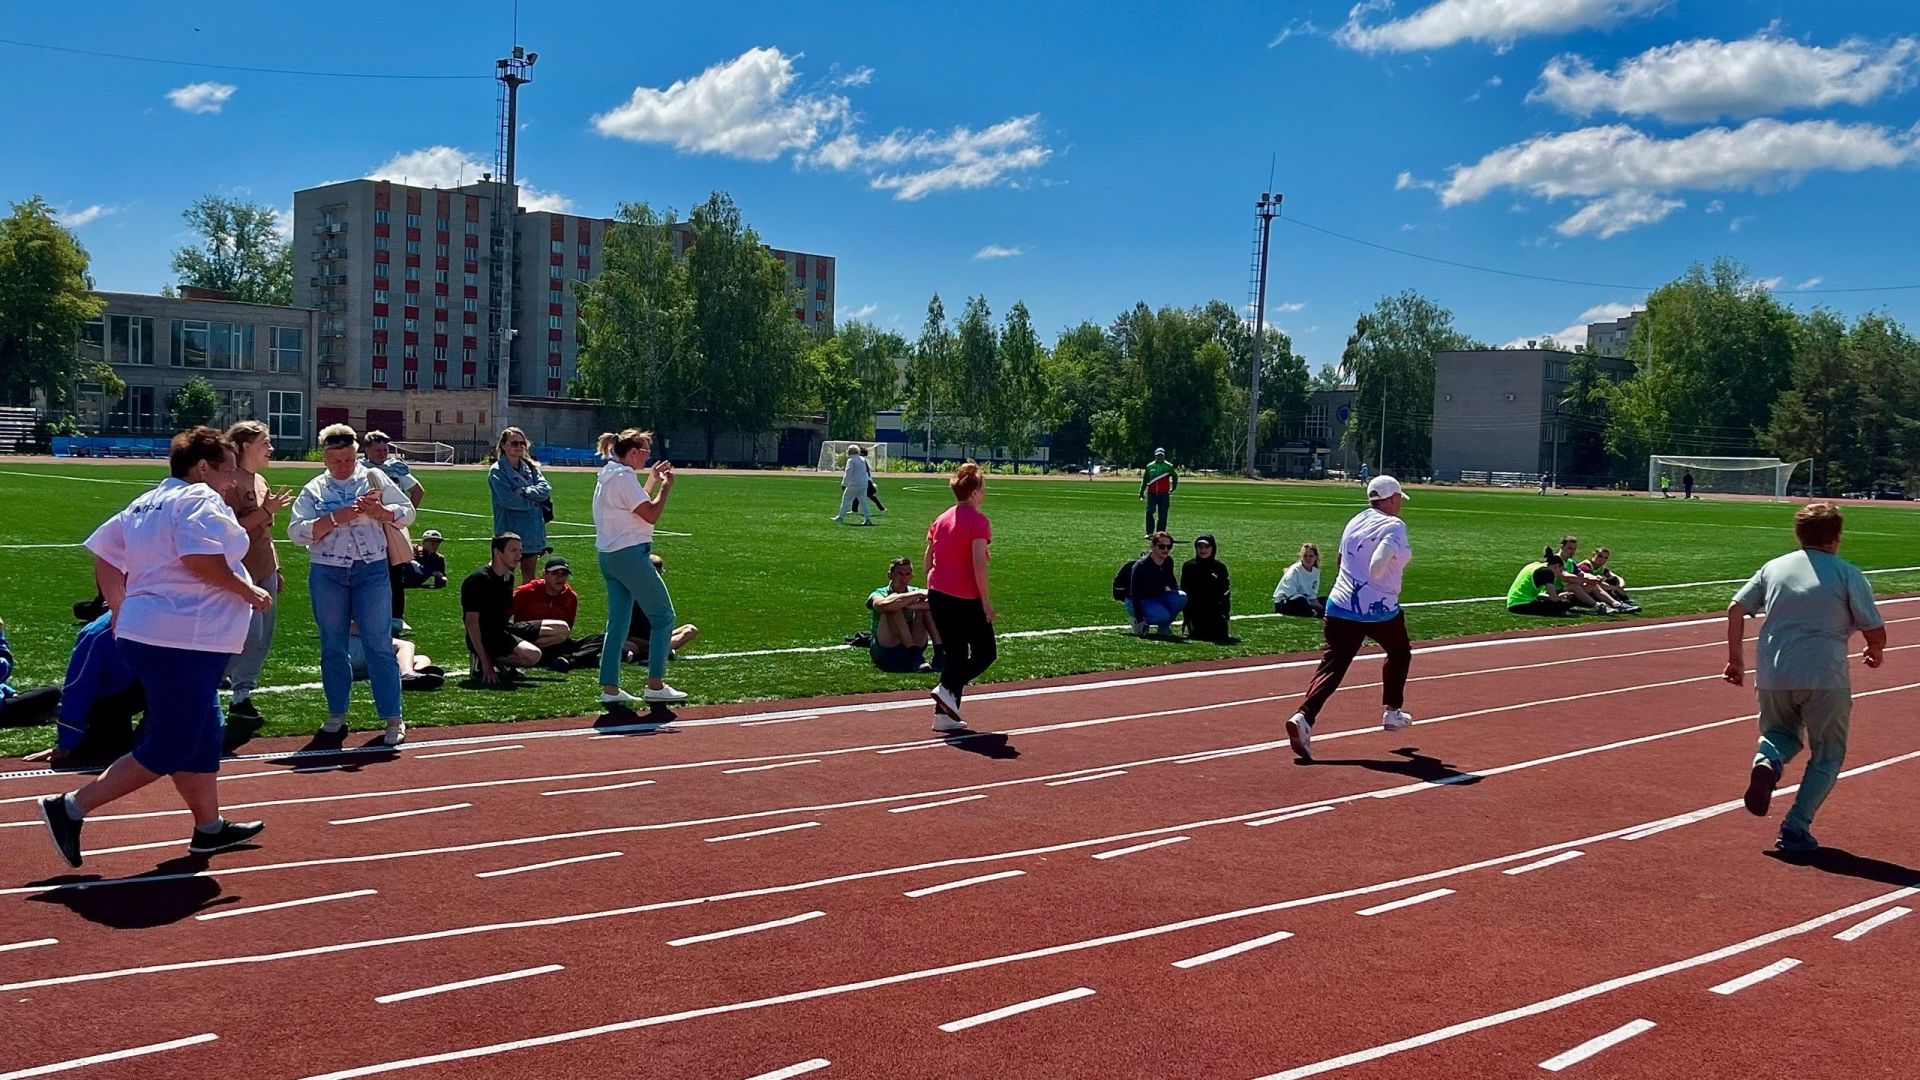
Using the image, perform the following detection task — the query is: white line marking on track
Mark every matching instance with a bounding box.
[0,937,57,954]
[904,871,1026,898]
[669,911,824,947]
[938,987,1096,1033]
[540,780,658,796]
[723,760,822,775]
[414,745,524,760]
[1092,836,1190,860]
[888,794,987,813]
[1538,1019,1656,1072]
[1246,806,1336,828]
[1504,851,1586,875]
[329,803,470,826]
[475,852,624,879]
[1044,770,1127,787]
[740,717,817,728]
[1174,741,1289,765]
[0,1033,219,1080]
[1172,930,1295,969]
[375,965,565,1004]
[196,889,376,922]
[705,822,821,843]
[80,838,181,857]
[1709,957,1801,995]
[1356,889,1454,916]
[1834,906,1910,942]
[745,1060,831,1080]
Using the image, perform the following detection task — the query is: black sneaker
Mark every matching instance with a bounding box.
[187,819,265,856]
[39,795,83,868]
[1744,759,1780,816]
[227,698,262,722]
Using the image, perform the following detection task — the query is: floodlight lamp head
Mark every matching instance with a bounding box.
[526,52,538,64]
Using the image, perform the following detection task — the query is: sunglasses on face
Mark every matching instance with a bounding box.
[1153,543,1173,551]
[323,434,356,448]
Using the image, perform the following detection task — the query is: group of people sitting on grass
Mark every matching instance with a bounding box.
[1506,535,1640,617]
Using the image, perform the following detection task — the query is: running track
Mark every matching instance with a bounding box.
[2,605,1916,1079]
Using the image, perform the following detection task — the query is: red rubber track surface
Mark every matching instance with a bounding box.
[2,604,1916,1079]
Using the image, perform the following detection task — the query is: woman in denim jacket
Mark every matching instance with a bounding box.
[488,426,551,583]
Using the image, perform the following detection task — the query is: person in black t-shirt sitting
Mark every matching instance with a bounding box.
[461,533,544,683]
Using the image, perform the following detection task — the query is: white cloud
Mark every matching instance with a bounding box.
[1752,276,1784,291]
[1394,170,1439,191]
[365,146,574,212]
[1273,300,1308,312]
[58,204,122,228]
[1553,190,1685,238]
[835,66,875,87]
[1728,214,1755,232]
[1531,31,1920,122]
[1502,300,1639,350]
[811,115,1052,201]
[1795,277,1823,290]
[1336,0,1668,53]
[166,82,237,114]
[1704,198,1725,213]
[973,244,1023,260]
[1466,74,1503,101]
[273,205,293,241]
[1269,19,1321,48]
[844,302,879,319]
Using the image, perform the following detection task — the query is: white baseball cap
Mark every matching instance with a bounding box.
[421,529,444,541]
[1366,475,1408,501]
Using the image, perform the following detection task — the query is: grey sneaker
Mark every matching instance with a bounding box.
[382,718,406,747]
[321,716,347,735]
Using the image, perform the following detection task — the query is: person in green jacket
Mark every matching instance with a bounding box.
[1506,553,1577,616]
[1139,448,1178,537]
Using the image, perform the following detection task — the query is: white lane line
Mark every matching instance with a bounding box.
[904,871,1027,898]
[1044,770,1127,787]
[414,745,524,760]
[1092,836,1190,860]
[0,938,57,954]
[80,838,181,857]
[1538,1019,1657,1072]
[888,794,987,814]
[938,987,1096,1033]
[1834,906,1911,942]
[723,760,822,775]
[1246,806,1336,828]
[541,780,657,796]
[1174,741,1289,765]
[705,822,821,843]
[1172,930,1295,969]
[1356,889,1454,917]
[740,717,816,728]
[329,803,470,826]
[1504,851,1586,876]
[1709,957,1801,996]
[745,1060,830,1080]
[375,965,565,1004]
[0,1034,219,1079]
[668,911,824,947]
[196,889,376,922]
[476,852,624,879]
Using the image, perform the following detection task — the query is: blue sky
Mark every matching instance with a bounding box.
[7,0,1919,370]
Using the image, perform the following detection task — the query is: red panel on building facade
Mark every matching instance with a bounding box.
[463,312,477,324]
[548,303,563,316]
[405,227,420,241]
[374,223,390,238]
[551,254,563,266]
[373,185,390,210]
[435,258,448,272]
[465,197,479,220]
[374,251,389,265]
[405,190,420,211]
[550,217,565,239]
[549,329,563,342]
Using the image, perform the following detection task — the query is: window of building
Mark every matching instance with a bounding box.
[432,368,447,389]
[436,243,449,258]
[109,385,157,434]
[465,221,478,236]
[373,367,388,387]
[375,209,390,225]
[550,240,564,254]
[576,266,589,281]
[374,236,389,252]
[405,240,420,255]
[215,388,254,425]
[269,391,304,440]
[549,289,563,305]
[435,269,448,285]
[270,326,303,373]
[171,319,209,368]
[95,314,157,366]
[405,266,419,281]
[78,317,105,367]
[406,213,420,228]
[464,272,477,287]
[435,217,449,232]
[372,316,388,332]
[434,294,447,309]
[464,246,478,263]
[548,315,562,329]
[577,243,589,258]
[404,344,417,360]
[372,340,388,357]
[402,318,417,333]
[462,370,476,388]
[463,298,478,312]
[403,367,418,388]
[373,289,388,304]
[434,345,447,361]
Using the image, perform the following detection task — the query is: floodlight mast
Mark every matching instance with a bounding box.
[1245,193,1280,478]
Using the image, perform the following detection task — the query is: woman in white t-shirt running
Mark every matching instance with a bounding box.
[592,429,686,707]
[38,427,273,869]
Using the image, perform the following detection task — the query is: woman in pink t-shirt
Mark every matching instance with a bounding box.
[923,462,995,731]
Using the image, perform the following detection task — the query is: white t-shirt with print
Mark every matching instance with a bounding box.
[1325,507,1411,622]
[593,460,655,552]
[1274,561,1321,603]
[86,477,254,653]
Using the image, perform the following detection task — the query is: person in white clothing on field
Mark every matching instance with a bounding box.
[1284,476,1415,761]
[592,428,686,707]
[1273,542,1324,618]
[832,445,874,525]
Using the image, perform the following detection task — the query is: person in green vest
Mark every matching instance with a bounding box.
[1506,553,1577,616]
[1139,448,1179,538]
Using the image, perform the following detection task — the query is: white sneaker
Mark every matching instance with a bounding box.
[932,713,968,733]
[599,689,644,706]
[1285,712,1313,761]
[382,719,406,746]
[321,716,347,735]
[1383,709,1413,732]
[929,684,963,723]
[643,684,688,703]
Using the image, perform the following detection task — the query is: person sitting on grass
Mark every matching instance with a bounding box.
[1506,553,1579,616]
[868,556,945,673]
[1180,534,1233,641]
[621,553,701,664]
[509,555,580,655]
[0,615,61,727]
[397,530,449,589]
[1578,546,1630,601]
[1555,536,1637,612]
[1273,543,1325,618]
[462,533,545,684]
[35,610,143,768]
[346,621,444,691]
[1126,531,1187,636]
[1544,537,1630,614]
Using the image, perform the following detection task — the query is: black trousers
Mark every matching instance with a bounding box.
[1508,598,1576,617]
[1144,491,1170,535]
[866,480,886,513]
[1274,596,1324,618]
[389,563,406,620]
[1300,612,1411,723]
[928,590,996,696]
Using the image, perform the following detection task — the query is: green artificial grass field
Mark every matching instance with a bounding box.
[2,460,1916,755]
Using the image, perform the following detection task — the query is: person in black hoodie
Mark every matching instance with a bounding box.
[1180,533,1233,641]
[1127,531,1187,636]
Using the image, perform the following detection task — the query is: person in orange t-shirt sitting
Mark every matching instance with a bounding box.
[509,555,579,651]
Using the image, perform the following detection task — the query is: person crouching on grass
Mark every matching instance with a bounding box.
[39,427,270,868]
[924,462,995,732]
[1126,531,1187,636]
[1725,502,1885,855]
[868,556,944,673]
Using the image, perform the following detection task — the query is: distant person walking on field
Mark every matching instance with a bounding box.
[1285,475,1415,762]
[832,445,874,525]
[924,462,996,732]
[1661,474,1672,498]
[1725,502,1885,854]
[1683,469,1695,500]
[1139,448,1178,537]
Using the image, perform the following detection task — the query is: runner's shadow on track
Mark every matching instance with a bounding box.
[1306,746,1481,787]
[254,733,401,772]
[934,731,1019,759]
[26,852,251,928]
[1764,847,1920,887]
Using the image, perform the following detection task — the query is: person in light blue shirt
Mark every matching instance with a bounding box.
[488,426,551,583]
[0,617,61,727]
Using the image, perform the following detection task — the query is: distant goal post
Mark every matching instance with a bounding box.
[388,440,456,466]
[816,440,889,474]
[1648,455,1809,500]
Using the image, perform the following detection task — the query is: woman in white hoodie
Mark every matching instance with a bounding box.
[1273,542,1325,618]
[832,444,873,525]
[592,429,686,707]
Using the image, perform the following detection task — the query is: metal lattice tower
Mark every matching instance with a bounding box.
[1244,192,1280,477]
[490,46,535,427]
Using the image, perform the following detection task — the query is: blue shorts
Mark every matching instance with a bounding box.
[870,643,927,673]
[119,639,227,775]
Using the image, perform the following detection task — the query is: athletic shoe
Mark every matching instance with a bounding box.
[1775,825,1819,854]
[38,795,83,869]
[930,684,964,723]
[382,719,406,747]
[643,684,688,703]
[1744,758,1781,816]
[227,698,262,722]
[320,716,347,735]
[1285,712,1313,762]
[599,689,645,706]
[391,618,412,637]
[1132,620,1149,636]
[929,650,947,673]
[932,713,968,733]
[188,819,265,856]
[1383,709,1413,732]
[1592,604,1614,616]
[829,516,844,524]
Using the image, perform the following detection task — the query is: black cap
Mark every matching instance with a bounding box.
[544,555,570,572]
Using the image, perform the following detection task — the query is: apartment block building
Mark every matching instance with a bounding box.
[1585,311,1641,358]
[1430,348,1634,480]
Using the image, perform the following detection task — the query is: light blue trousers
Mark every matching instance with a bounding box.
[599,542,676,684]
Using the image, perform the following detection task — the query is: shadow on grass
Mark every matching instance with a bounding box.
[26,850,260,928]
[1763,847,1920,887]
[1305,746,1481,787]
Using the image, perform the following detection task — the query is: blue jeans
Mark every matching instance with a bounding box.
[1127,591,1187,630]
[310,559,402,720]
[225,571,280,702]
[599,543,675,684]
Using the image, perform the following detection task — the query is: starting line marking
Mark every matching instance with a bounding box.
[1357,889,1455,917]
[413,745,524,760]
[1538,1019,1656,1072]
[1092,836,1190,860]
[723,760,822,775]
[705,821,821,843]
[904,871,1026,898]
[888,794,987,814]
[475,852,625,879]
[0,938,57,954]
[197,889,377,922]
[1172,929,1296,969]
[329,803,471,826]
[745,1060,830,1080]
[668,911,824,947]
[1834,906,1911,942]
[938,987,1096,1033]
[0,1033,220,1080]
[1044,770,1128,787]
[1709,957,1801,995]
[1504,851,1586,876]
[375,965,565,1005]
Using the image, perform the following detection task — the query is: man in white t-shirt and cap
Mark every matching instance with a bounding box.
[1285,474,1415,761]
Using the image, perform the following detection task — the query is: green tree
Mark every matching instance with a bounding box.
[903,294,953,462]
[0,197,106,407]
[1340,290,1476,475]
[1042,321,1125,467]
[167,375,222,429]
[574,201,692,435]
[1558,348,1621,481]
[844,321,906,424]
[1112,303,1231,465]
[1763,309,1853,491]
[1309,362,1346,391]
[171,195,293,306]
[952,295,998,456]
[995,301,1045,471]
[805,333,863,439]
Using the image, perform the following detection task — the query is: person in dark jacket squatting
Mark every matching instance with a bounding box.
[1180,534,1233,641]
[1126,531,1187,636]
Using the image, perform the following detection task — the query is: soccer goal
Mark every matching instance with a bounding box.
[1648,455,1809,500]
[389,440,456,466]
[816,441,889,473]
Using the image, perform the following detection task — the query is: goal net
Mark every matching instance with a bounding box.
[389,440,456,466]
[816,441,889,474]
[1648,455,1809,499]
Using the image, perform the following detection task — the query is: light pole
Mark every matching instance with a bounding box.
[1245,193,1280,478]
[493,45,536,430]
